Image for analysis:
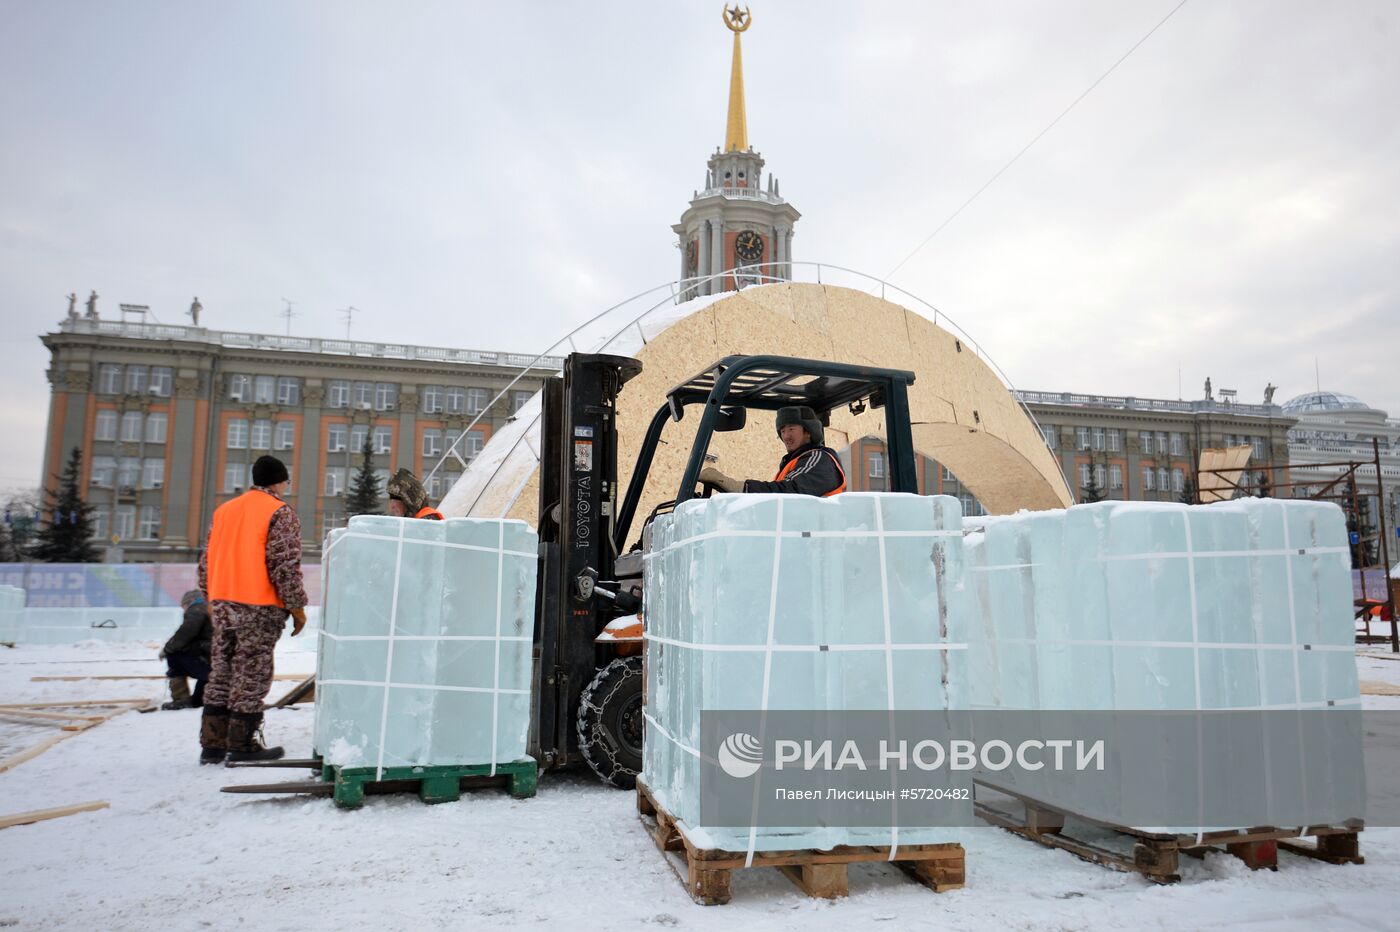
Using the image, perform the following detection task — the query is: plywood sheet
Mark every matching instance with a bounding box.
[446,284,1073,539]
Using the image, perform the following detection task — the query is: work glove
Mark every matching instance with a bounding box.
[698,466,743,494]
[288,606,307,636]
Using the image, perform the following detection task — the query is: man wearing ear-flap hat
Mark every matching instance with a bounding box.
[697,406,847,498]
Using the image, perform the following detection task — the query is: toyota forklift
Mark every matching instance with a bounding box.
[225,351,922,797]
[543,351,921,788]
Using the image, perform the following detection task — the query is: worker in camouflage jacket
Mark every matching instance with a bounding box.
[159,589,213,710]
[197,455,308,765]
[698,406,848,498]
[385,468,444,520]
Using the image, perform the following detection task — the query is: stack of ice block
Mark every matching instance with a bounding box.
[963,498,1362,829]
[0,585,24,643]
[314,515,537,774]
[641,492,967,851]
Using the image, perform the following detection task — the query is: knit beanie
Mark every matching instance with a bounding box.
[252,455,290,487]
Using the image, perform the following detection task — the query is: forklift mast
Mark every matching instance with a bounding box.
[531,353,642,768]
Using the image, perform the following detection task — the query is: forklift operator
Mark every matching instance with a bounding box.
[698,406,847,498]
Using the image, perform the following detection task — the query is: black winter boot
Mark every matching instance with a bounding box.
[225,711,285,763]
[162,677,192,710]
[200,705,231,765]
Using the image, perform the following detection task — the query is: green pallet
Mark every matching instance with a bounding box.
[326,758,538,809]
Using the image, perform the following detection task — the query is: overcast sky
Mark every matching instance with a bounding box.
[2,1,1396,491]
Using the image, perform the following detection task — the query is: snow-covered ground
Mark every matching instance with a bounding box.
[1,642,1398,931]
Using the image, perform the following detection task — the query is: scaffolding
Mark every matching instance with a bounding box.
[1194,437,1396,653]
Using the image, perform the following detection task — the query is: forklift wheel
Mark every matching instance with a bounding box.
[577,656,644,789]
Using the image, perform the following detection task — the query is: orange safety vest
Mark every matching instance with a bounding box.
[774,448,847,497]
[415,506,444,521]
[206,489,287,607]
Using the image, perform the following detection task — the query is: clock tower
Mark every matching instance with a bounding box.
[674,6,800,300]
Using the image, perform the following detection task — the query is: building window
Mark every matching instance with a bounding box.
[463,428,485,460]
[98,364,121,395]
[350,424,368,453]
[91,456,116,487]
[511,390,533,414]
[428,471,460,499]
[1091,428,1105,452]
[276,377,300,406]
[1094,464,1107,487]
[373,425,393,454]
[1076,427,1090,451]
[352,381,373,409]
[1143,466,1156,491]
[120,412,143,442]
[144,412,167,444]
[228,374,251,402]
[253,375,275,404]
[422,429,442,458]
[942,466,956,482]
[274,421,295,450]
[1139,431,1154,455]
[869,451,886,478]
[1079,464,1091,487]
[1109,464,1123,489]
[328,380,350,408]
[114,506,136,540]
[125,365,148,394]
[373,467,391,489]
[149,367,173,397]
[421,385,444,414]
[91,508,108,540]
[250,419,272,450]
[138,505,161,540]
[1170,432,1186,456]
[445,386,465,414]
[142,459,164,489]
[1253,437,1267,461]
[95,410,118,441]
[324,468,347,496]
[466,388,489,416]
[1156,432,1168,456]
[375,383,397,411]
[1107,429,1121,453]
[1158,467,1169,491]
[1172,468,1185,493]
[117,457,140,490]
[327,423,347,453]
[1040,426,1057,449]
[226,419,248,449]
[223,463,246,494]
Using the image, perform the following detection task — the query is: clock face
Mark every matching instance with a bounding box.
[734,230,764,263]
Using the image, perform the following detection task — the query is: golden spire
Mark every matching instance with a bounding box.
[723,5,751,152]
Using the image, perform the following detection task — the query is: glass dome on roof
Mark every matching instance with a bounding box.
[1281,391,1370,413]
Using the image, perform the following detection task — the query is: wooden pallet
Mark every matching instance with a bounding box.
[974,780,1363,884]
[636,779,965,905]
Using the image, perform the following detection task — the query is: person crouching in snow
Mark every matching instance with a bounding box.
[196,455,308,765]
[159,590,212,710]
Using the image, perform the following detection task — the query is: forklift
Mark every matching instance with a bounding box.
[539,351,921,788]
[225,352,922,796]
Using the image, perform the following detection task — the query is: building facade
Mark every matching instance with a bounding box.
[844,389,1296,512]
[40,316,557,562]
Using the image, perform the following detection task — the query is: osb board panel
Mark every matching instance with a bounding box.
[462,284,1073,539]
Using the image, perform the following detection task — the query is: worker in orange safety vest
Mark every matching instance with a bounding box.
[197,455,307,765]
[386,468,445,520]
[698,405,847,497]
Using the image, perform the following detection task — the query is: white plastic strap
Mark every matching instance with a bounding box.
[643,527,962,561]
[374,521,406,780]
[873,501,900,860]
[747,497,785,868]
[980,636,1349,653]
[320,678,530,696]
[319,631,530,643]
[324,529,534,560]
[489,521,505,777]
[643,633,967,653]
[642,710,701,759]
